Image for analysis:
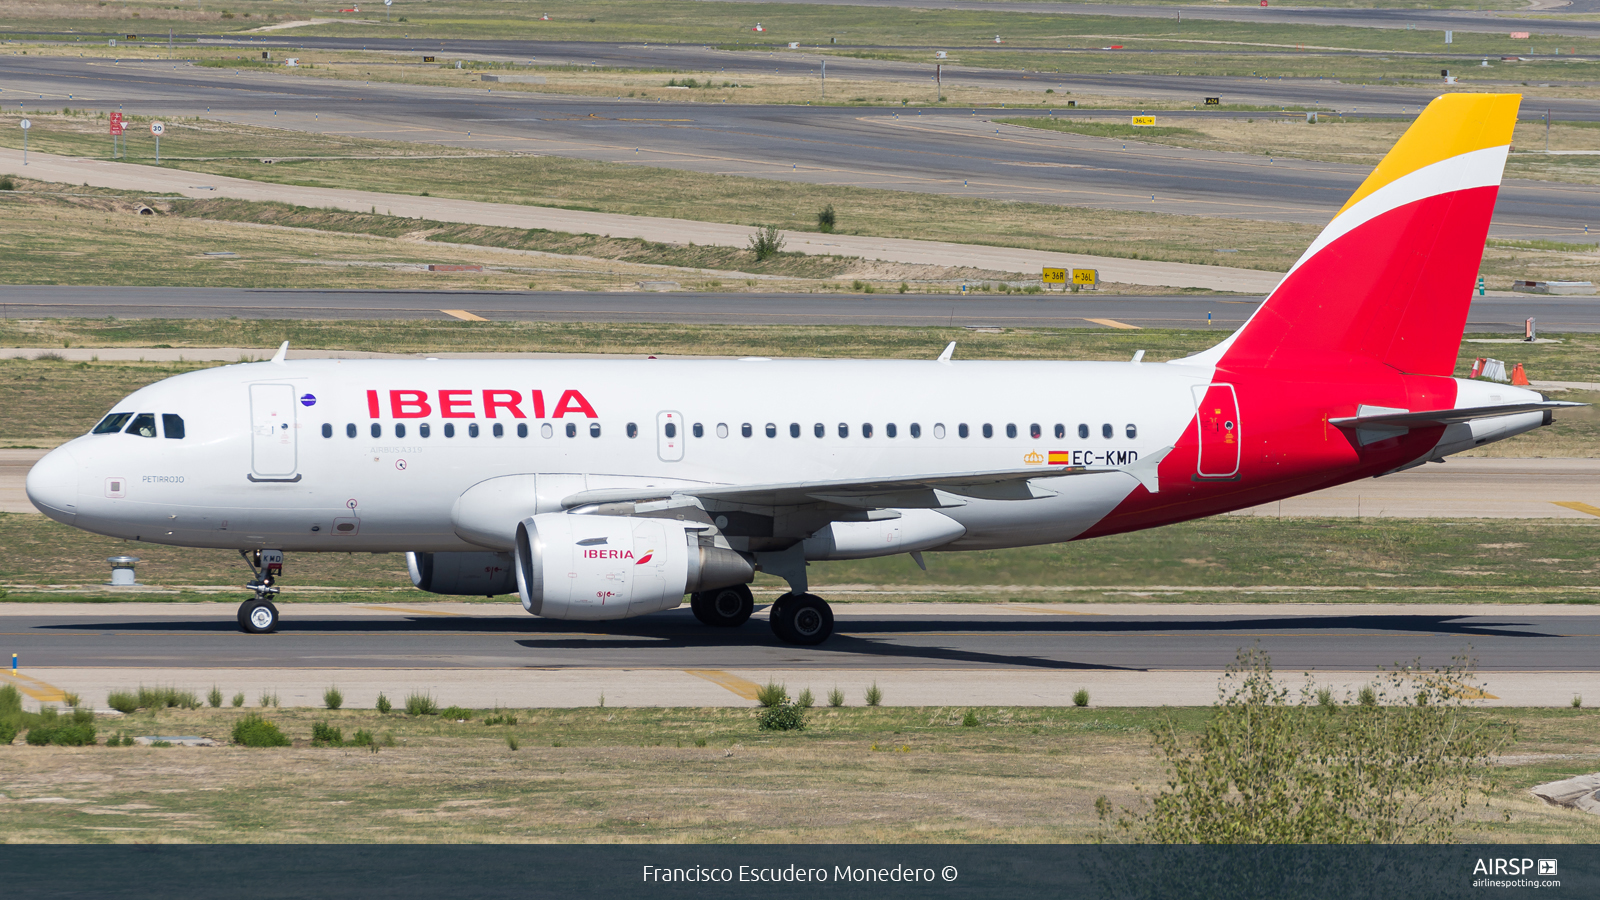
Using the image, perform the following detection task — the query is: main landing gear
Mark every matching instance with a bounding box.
[237,549,282,635]
[768,592,834,646]
[690,584,755,627]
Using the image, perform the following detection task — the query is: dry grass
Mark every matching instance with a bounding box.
[2,703,1597,843]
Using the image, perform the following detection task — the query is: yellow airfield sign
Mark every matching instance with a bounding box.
[1072,268,1099,286]
[1042,267,1066,284]
[1131,115,1156,126]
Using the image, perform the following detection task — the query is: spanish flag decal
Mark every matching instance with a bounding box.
[1047,451,1071,465]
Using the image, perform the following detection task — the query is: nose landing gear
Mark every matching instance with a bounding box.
[238,549,282,634]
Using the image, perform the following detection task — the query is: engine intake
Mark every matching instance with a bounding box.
[513,513,753,620]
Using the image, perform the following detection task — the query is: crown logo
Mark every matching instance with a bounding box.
[1023,450,1044,465]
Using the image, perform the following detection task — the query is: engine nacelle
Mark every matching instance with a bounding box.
[407,551,516,597]
[513,513,753,620]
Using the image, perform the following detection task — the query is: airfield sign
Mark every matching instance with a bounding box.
[151,121,164,163]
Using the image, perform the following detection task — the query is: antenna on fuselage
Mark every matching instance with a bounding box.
[936,341,956,363]
[270,341,289,365]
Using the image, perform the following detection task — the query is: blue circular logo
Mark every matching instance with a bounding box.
[299,393,317,407]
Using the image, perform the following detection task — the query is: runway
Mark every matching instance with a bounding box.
[2,285,1596,333]
[4,57,1599,240]
[4,602,1599,709]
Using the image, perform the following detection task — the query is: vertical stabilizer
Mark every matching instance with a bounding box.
[1180,94,1520,376]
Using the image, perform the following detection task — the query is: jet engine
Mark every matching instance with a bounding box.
[513,513,754,621]
[407,551,516,597]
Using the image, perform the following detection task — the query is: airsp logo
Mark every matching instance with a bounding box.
[1473,858,1551,876]
[1540,859,1558,876]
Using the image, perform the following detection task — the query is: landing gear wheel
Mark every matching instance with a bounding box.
[239,599,279,635]
[690,584,754,627]
[769,592,834,646]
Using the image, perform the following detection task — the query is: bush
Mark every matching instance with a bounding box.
[324,686,343,710]
[208,686,223,708]
[962,710,979,727]
[107,731,135,747]
[107,690,138,714]
[865,683,883,707]
[350,729,375,747]
[63,692,81,708]
[26,709,96,746]
[817,204,836,233]
[828,687,845,708]
[694,737,708,747]
[755,681,788,708]
[1073,689,1090,708]
[0,175,14,191]
[758,700,806,732]
[484,712,518,726]
[311,721,343,746]
[439,706,473,721]
[231,692,245,708]
[506,733,520,751]
[259,690,279,708]
[1357,684,1377,707]
[1101,647,1511,844]
[376,693,392,714]
[1574,694,1583,709]
[796,688,815,709]
[0,721,17,745]
[747,224,784,261]
[232,713,290,747]
[132,685,199,710]
[405,692,438,716]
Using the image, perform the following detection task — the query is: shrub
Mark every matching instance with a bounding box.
[231,692,245,708]
[1074,689,1090,708]
[26,709,96,746]
[376,693,392,714]
[405,692,438,716]
[311,721,343,746]
[232,713,290,747]
[1358,684,1378,707]
[828,687,845,708]
[755,681,788,708]
[324,686,344,710]
[796,688,815,709]
[484,712,518,726]
[694,737,708,747]
[107,690,138,714]
[63,692,82,708]
[134,685,199,710]
[747,224,784,261]
[506,733,520,751]
[865,683,883,707]
[1574,695,1583,709]
[0,175,14,191]
[0,721,17,745]
[1316,687,1335,709]
[108,732,135,747]
[758,700,806,732]
[438,706,473,721]
[817,204,836,233]
[962,710,979,727]
[208,686,223,708]
[259,690,279,708]
[150,740,173,748]
[349,729,375,747]
[1102,648,1511,844]
[899,282,909,293]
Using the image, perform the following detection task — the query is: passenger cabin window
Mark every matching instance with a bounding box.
[541,423,553,438]
[421,423,432,438]
[93,413,133,434]
[1029,423,1041,439]
[692,423,703,438]
[1005,424,1017,439]
[790,423,801,438]
[717,423,729,438]
[933,423,946,439]
[664,422,677,439]
[813,423,824,438]
[566,423,577,438]
[886,423,897,438]
[395,423,407,439]
[958,424,969,438]
[862,423,873,438]
[909,423,921,438]
[346,423,357,438]
[516,423,527,438]
[1102,423,1113,439]
[161,414,185,440]
[493,423,504,438]
[627,423,638,438]
[765,423,777,438]
[321,423,333,439]
[370,423,382,439]
[741,423,752,438]
[470,424,481,438]
[838,423,849,438]
[1055,424,1066,439]
[445,423,456,438]
[981,424,993,439]
[126,413,158,438]
[1078,423,1089,439]
[1126,424,1138,439]
[590,423,601,438]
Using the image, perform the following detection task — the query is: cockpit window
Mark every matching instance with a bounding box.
[93,413,133,434]
[162,414,185,440]
[125,413,158,438]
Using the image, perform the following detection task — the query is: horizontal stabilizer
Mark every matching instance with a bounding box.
[1330,401,1583,429]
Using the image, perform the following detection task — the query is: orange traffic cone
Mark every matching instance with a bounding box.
[1510,363,1530,386]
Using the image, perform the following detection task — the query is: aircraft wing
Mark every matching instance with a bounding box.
[1329,401,1583,429]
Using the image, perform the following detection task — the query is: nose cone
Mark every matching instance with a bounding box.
[26,445,80,525]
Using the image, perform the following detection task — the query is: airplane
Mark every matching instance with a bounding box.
[25,93,1579,644]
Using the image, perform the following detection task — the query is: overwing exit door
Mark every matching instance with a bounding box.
[249,383,299,480]
[657,410,684,462]
[1191,384,1241,478]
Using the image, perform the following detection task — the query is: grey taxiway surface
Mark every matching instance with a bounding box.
[5,57,1600,240]
[3,285,1598,332]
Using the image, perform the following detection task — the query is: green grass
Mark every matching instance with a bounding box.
[996,118,1203,141]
